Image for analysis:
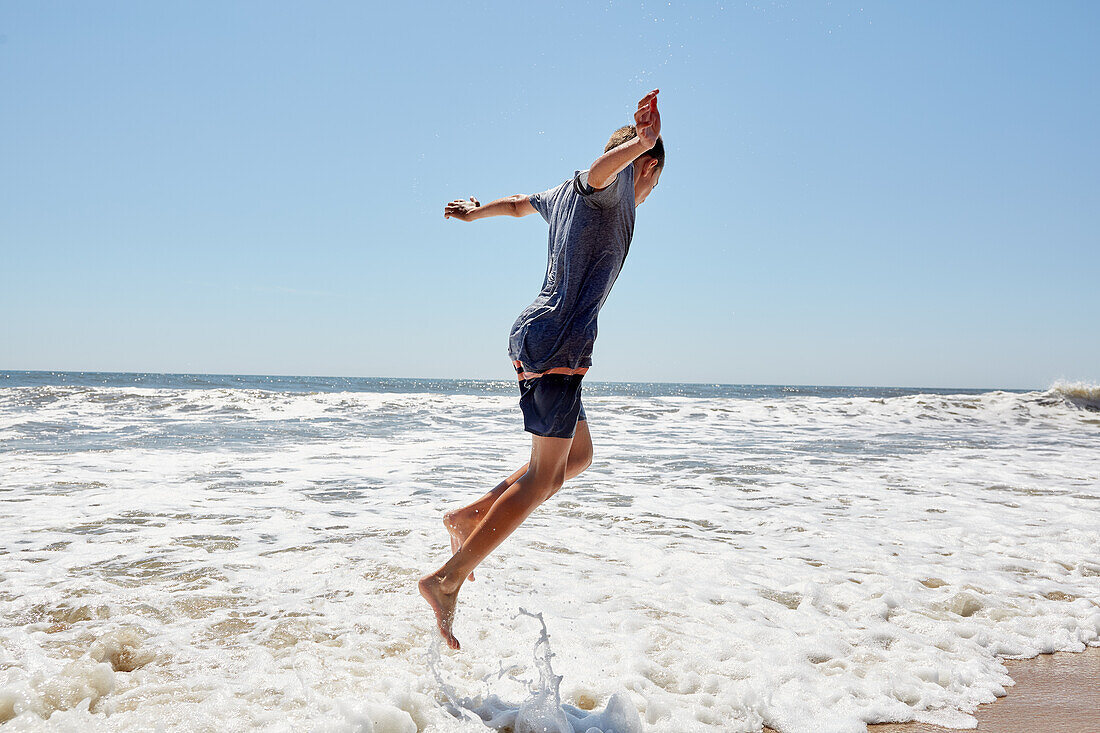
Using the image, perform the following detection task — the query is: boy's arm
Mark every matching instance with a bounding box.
[588,89,661,190]
[444,195,536,222]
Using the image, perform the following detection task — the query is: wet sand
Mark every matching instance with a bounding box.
[765,646,1100,733]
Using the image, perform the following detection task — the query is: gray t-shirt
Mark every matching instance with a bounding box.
[508,163,636,373]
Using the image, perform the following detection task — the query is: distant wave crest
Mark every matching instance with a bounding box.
[1048,380,1100,411]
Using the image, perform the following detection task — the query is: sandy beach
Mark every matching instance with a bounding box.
[767,647,1100,733]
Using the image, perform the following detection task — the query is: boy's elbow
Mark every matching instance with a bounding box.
[510,194,533,217]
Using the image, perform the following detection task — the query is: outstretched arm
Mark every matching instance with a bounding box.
[588,89,661,190]
[444,194,536,222]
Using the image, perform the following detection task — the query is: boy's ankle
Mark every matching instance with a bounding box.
[438,572,463,594]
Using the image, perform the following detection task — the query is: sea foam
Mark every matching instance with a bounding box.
[0,378,1097,731]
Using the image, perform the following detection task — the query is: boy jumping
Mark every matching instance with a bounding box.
[419,90,664,650]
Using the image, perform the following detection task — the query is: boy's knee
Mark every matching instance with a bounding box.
[573,454,592,477]
[543,472,566,496]
[522,469,565,501]
[579,445,592,473]
[569,441,593,476]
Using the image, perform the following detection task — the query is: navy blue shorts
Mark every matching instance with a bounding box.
[516,373,587,439]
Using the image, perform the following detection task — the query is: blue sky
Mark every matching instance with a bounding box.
[2,1,1097,388]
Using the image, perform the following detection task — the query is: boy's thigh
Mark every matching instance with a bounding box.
[527,432,574,486]
[570,417,592,461]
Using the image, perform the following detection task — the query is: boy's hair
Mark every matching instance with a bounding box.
[605,124,664,169]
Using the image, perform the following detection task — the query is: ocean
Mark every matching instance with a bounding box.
[1,371,1097,732]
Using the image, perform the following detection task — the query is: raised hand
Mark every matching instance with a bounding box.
[634,89,661,149]
[444,197,481,222]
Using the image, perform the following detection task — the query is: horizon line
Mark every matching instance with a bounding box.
[0,368,1045,393]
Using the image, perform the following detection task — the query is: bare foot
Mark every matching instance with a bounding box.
[444,511,479,581]
[418,573,460,650]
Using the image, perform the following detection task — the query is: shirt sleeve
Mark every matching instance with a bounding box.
[528,188,555,222]
[573,165,631,210]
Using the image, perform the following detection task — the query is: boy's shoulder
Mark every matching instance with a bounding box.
[574,163,633,194]
[531,164,633,221]
[572,163,633,210]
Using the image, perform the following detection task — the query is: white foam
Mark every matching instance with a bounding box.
[0,385,1097,731]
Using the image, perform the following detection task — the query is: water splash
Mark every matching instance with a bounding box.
[428,609,644,733]
[426,636,484,725]
[512,608,573,733]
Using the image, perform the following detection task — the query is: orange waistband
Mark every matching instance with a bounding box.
[512,360,589,381]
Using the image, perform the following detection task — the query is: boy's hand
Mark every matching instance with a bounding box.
[587,90,662,189]
[444,197,481,222]
[634,89,661,149]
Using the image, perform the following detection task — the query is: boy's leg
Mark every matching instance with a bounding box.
[549,417,591,498]
[420,432,574,650]
[444,419,592,578]
[445,418,592,527]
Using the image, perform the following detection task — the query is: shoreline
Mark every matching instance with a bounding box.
[765,646,1100,733]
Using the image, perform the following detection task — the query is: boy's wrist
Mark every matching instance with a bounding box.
[615,136,651,154]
